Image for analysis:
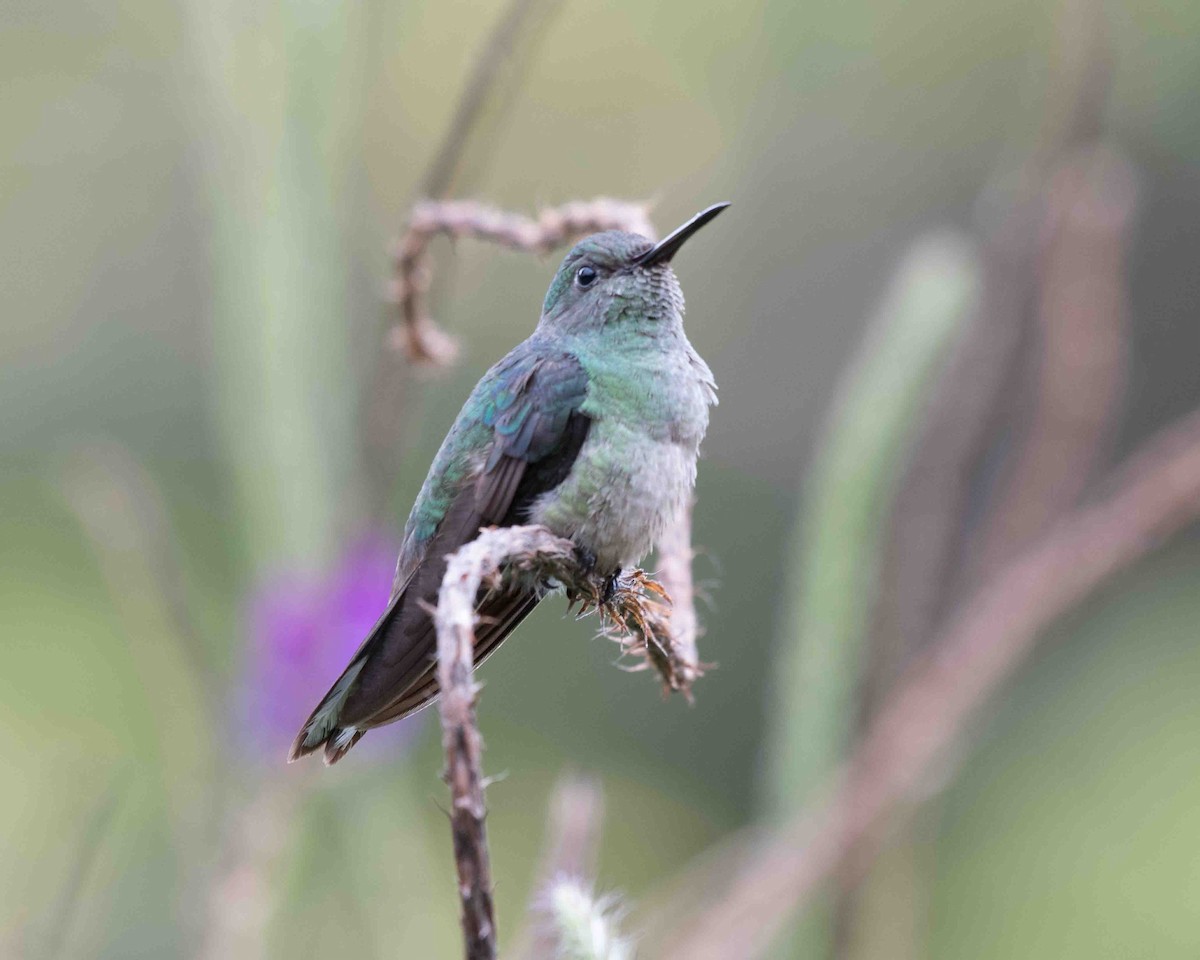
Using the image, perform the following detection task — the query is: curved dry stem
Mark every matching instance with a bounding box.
[653,499,703,692]
[434,525,697,958]
[973,146,1137,572]
[389,198,655,363]
[660,406,1200,960]
[420,0,567,201]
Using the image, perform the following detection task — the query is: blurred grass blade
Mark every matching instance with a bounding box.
[198,775,306,960]
[188,0,365,573]
[37,771,127,960]
[511,774,605,960]
[61,447,214,859]
[763,234,981,815]
[422,0,568,200]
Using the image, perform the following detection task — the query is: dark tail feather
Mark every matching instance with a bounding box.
[363,589,541,726]
[322,728,366,765]
[288,581,542,765]
[286,591,404,764]
[287,730,318,763]
[286,721,365,766]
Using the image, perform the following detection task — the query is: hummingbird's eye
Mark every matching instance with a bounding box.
[575,265,598,288]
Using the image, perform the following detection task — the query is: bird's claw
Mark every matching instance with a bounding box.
[601,568,621,604]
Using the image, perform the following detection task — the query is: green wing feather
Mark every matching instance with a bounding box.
[289,342,590,763]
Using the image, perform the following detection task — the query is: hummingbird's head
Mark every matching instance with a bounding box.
[538,202,729,335]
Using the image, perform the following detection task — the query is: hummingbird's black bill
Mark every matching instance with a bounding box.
[634,201,731,267]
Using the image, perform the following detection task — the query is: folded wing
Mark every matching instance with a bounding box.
[289,346,590,764]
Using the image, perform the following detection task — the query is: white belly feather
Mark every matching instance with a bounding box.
[528,422,698,570]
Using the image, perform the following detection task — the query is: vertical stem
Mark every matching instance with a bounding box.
[183,3,366,952]
[760,237,979,956]
[511,776,605,960]
[665,406,1200,960]
[655,498,701,687]
[971,147,1137,573]
[764,235,980,814]
[438,633,497,960]
[189,0,364,574]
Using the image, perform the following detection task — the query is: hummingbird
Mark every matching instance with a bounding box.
[289,202,728,764]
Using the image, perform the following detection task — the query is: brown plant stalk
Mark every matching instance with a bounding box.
[867,0,1119,683]
[389,197,655,363]
[973,146,1137,572]
[660,405,1200,960]
[653,498,704,692]
[434,525,696,958]
[847,3,1122,943]
[844,146,1137,958]
[363,0,565,509]
[419,0,568,201]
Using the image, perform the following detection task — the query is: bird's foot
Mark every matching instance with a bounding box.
[569,547,629,608]
[601,567,622,605]
[566,545,601,609]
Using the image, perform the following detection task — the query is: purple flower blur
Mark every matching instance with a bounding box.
[241,533,422,759]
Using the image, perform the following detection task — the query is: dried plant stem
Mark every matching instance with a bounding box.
[863,200,1038,696]
[390,198,655,363]
[849,6,1121,941]
[198,777,303,960]
[434,542,514,960]
[532,776,606,901]
[420,0,567,201]
[512,775,606,960]
[849,145,1133,960]
[364,0,564,509]
[654,500,702,690]
[434,525,690,958]
[867,0,1115,681]
[662,406,1200,960]
[973,146,1136,572]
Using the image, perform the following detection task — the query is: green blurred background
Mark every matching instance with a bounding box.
[4,0,1200,956]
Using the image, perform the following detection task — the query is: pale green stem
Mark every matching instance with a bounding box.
[189,0,365,574]
[764,234,981,813]
[759,235,980,958]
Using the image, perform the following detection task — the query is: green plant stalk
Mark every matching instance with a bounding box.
[760,235,979,957]
[765,234,980,811]
[192,0,365,574]
[181,1,366,949]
